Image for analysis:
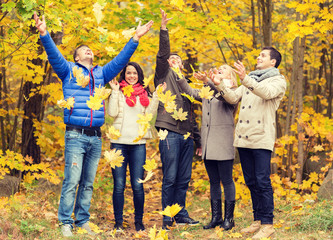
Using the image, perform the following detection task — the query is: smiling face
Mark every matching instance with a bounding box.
[74,45,94,63]
[125,65,139,85]
[256,49,276,70]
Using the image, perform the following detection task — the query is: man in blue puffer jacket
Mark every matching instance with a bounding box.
[34,12,153,237]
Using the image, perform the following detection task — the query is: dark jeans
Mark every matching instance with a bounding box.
[111,143,146,222]
[237,148,274,224]
[159,131,194,221]
[204,159,235,201]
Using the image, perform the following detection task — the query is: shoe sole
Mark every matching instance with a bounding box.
[176,223,200,226]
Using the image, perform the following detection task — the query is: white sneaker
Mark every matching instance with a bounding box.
[60,224,73,237]
[81,222,96,236]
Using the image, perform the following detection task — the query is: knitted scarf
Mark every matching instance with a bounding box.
[119,80,149,107]
[248,67,280,83]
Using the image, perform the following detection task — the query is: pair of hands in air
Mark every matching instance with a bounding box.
[33,12,154,41]
[194,61,246,86]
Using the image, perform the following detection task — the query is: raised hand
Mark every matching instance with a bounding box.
[133,20,154,41]
[193,71,209,83]
[33,11,47,36]
[157,82,167,92]
[234,60,246,81]
[160,8,173,30]
[208,68,223,85]
[110,79,120,91]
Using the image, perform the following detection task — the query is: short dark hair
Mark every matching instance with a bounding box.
[73,45,89,62]
[263,46,282,68]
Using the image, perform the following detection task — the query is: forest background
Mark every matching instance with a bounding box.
[0,0,332,239]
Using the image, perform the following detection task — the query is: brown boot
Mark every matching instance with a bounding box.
[252,224,275,239]
[240,220,260,234]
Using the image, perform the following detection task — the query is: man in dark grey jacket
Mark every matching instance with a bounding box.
[154,9,200,230]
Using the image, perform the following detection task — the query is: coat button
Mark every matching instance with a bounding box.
[247,120,249,123]
[258,120,261,123]
[242,106,245,109]
[238,135,241,138]
[246,136,248,139]
[246,91,249,94]
[249,105,251,108]
[240,120,243,123]
[207,124,208,127]
[208,112,209,115]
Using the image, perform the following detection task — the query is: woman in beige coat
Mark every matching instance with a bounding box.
[176,65,237,230]
[107,62,165,232]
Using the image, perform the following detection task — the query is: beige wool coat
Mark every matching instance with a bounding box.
[107,90,159,141]
[177,79,236,161]
[215,73,286,151]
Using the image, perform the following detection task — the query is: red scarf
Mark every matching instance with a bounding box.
[119,80,149,107]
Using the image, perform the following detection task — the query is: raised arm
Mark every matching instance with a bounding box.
[34,12,70,81]
[234,61,286,100]
[154,9,173,85]
[103,20,153,84]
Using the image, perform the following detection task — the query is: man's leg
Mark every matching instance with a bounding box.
[253,149,274,224]
[159,131,180,223]
[58,131,87,228]
[238,148,260,222]
[74,135,102,227]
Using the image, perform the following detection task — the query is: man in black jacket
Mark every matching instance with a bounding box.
[154,9,200,229]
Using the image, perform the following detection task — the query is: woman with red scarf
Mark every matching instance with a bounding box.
[107,62,165,232]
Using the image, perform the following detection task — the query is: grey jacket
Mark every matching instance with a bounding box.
[177,79,236,160]
[216,72,286,151]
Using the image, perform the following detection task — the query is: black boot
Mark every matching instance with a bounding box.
[221,200,235,230]
[203,199,223,229]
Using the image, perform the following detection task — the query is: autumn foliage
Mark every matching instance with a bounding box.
[0,0,332,239]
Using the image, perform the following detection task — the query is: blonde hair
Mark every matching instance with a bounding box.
[220,64,237,88]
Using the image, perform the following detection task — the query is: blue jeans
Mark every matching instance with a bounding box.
[159,131,194,221]
[58,130,102,227]
[111,143,146,222]
[237,148,274,224]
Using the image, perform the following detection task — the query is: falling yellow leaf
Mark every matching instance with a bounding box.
[171,66,184,79]
[122,85,134,97]
[172,108,188,121]
[198,86,214,100]
[95,85,111,100]
[77,228,88,235]
[106,126,121,140]
[104,149,124,169]
[76,74,90,88]
[87,222,103,233]
[310,155,320,162]
[184,132,191,140]
[158,90,176,104]
[92,1,105,24]
[181,93,195,103]
[143,159,158,172]
[144,74,154,88]
[137,171,154,183]
[165,101,177,113]
[137,113,153,126]
[72,66,83,78]
[86,95,103,110]
[158,129,168,140]
[160,203,182,218]
[57,97,75,110]
[122,28,136,39]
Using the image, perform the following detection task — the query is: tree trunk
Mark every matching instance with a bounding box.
[251,0,257,49]
[260,0,273,46]
[295,36,306,184]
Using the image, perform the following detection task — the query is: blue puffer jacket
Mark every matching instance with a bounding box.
[40,32,138,127]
